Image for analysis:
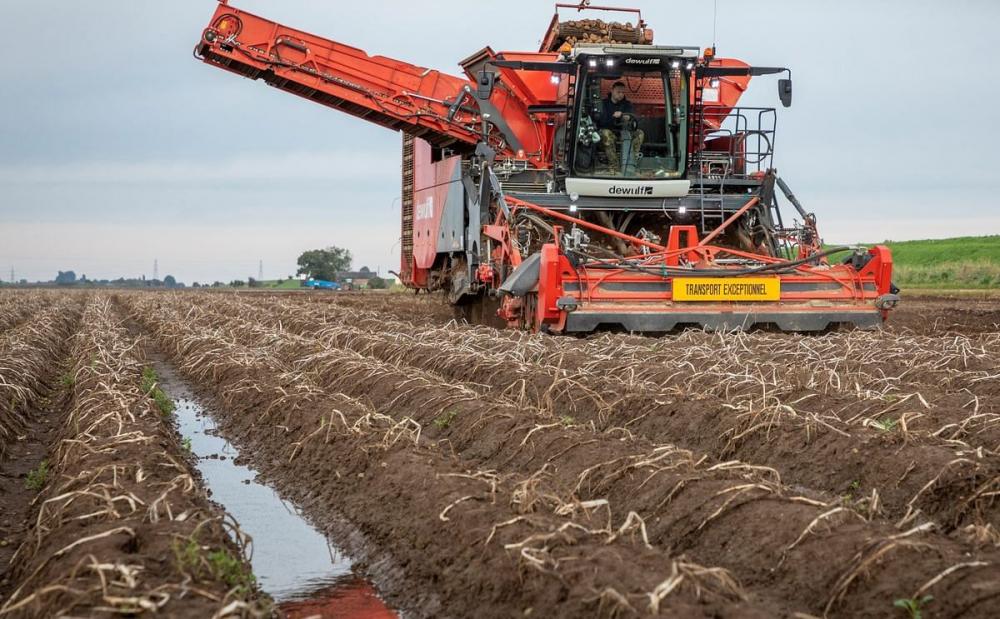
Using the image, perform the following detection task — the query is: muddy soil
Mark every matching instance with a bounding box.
[887,294,1000,335]
[124,291,1000,618]
[0,353,73,599]
[10,289,999,617]
[224,294,1000,530]
[0,296,269,618]
[131,296,782,618]
[281,289,1000,338]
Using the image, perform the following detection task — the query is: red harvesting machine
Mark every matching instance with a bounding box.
[196,0,899,333]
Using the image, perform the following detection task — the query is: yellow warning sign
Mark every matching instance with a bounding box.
[673,277,781,302]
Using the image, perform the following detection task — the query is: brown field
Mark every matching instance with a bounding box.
[1,289,999,617]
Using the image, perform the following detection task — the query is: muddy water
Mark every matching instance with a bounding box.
[172,395,396,617]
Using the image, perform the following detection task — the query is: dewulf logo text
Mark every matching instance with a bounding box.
[625,58,661,65]
[415,197,434,221]
[609,185,654,196]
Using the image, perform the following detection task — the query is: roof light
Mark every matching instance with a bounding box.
[550,74,561,85]
[606,58,615,67]
[685,62,694,71]
[670,60,681,69]
[589,59,598,68]
[678,206,687,215]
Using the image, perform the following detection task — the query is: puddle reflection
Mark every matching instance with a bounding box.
[280,574,397,619]
[173,397,397,616]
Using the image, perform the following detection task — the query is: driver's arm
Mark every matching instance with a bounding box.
[597,100,614,129]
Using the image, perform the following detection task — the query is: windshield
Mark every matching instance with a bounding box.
[572,67,687,180]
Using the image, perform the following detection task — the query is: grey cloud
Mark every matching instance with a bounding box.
[1,0,998,283]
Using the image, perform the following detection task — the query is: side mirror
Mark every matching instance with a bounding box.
[778,78,793,108]
[476,71,496,100]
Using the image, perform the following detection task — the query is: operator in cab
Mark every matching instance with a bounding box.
[597,81,645,175]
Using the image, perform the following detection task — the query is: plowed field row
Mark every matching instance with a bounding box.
[125,296,779,617]
[0,299,75,460]
[0,295,268,618]
[126,292,1000,618]
[213,295,1000,531]
[0,293,50,334]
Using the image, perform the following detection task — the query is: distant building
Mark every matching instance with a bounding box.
[337,266,378,288]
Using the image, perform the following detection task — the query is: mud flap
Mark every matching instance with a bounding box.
[453,294,505,328]
[498,252,541,297]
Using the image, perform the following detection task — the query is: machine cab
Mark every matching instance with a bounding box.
[564,45,699,198]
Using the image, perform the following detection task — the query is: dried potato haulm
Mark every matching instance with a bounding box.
[127,291,1000,618]
[0,296,269,618]
[125,292,776,618]
[0,296,78,460]
[214,295,1000,530]
[0,291,51,334]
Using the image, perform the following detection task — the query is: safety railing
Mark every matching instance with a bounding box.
[689,106,777,186]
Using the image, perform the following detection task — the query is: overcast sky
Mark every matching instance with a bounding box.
[1,0,998,283]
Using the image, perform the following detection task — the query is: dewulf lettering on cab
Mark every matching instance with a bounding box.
[608,185,654,196]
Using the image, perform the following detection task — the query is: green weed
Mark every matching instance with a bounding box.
[841,480,861,503]
[173,538,201,573]
[560,415,576,427]
[871,418,899,432]
[25,460,49,491]
[172,538,255,593]
[433,409,458,429]
[59,372,75,388]
[140,366,158,394]
[182,437,193,453]
[894,595,933,619]
[207,548,256,592]
[142,367,175,416]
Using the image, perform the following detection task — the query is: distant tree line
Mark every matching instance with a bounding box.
[2,249,394,291]
[21,271,188,288]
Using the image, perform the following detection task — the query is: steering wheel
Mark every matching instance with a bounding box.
[617,113,639,132]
